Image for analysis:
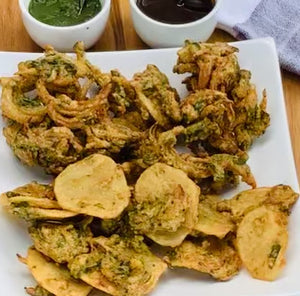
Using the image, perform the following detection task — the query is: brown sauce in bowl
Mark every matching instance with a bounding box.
[136,0,215,25]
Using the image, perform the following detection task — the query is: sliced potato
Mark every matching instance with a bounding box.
[236,206,288,281]
[54,154,131,219]
[191,195,235,239]
[166,237,241,281]
[130,163,200,247]
[22,247,92,296]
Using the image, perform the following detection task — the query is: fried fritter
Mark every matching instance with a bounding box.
[19,247,92,296]
[165,237,242,281]
[192,194,235,239]
[181,89,235,126]
[54,154,131,219]
[36,80,111,129]
[108,70,137,116]
[173,41,240,92]
[218,185,299,222]
[236,206,288,281]
[133,125,256,190]
[68,235,167,296]
[1,42,118,174]
[0,77,47,124]
[132,64,182,128]
[173,41,270,154]
[84,118,143,155]
[29,220,92,263]
[129,163,199,247]
[1,182,78,221]
[180,89,240,154]
[233,89,270,150]
[3,121,83,174]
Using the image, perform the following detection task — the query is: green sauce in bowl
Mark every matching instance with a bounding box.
[29,0,102,27]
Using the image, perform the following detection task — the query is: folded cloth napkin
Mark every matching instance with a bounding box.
[216,0,300,75]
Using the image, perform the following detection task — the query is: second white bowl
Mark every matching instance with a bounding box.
[129,0,221,48]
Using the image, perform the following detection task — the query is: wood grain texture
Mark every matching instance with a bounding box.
[0,0,299,183]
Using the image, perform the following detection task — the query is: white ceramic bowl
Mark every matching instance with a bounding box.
[129,0,221,48]
[18,0,111,52]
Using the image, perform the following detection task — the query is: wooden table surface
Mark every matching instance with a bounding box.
[1,0,299,183]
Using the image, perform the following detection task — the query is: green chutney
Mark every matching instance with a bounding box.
[29,0,102,27]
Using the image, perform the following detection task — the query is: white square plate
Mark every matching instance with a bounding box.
[0,37,299,296]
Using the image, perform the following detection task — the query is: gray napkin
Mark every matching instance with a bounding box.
[217,0,300,75]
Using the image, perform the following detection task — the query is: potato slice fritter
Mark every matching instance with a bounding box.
[1,182,78,221]
[20,247,92,296]
[236,206,288,281]
[129,163,200,247]
[165,237,241,281]
[218,185,299,222]
[192,195,235,239]
[68,235,167,296]
[54,154,131,219]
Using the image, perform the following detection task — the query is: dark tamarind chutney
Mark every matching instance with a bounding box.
[136,0,215,25]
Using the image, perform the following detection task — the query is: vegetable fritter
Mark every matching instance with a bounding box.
[173,40,270,154]
[165,237,242,281]
[29,220,92,263]
[129,163,199,247]
[132,64,182,129]
[68,235,167,296]
[19,247,92,296]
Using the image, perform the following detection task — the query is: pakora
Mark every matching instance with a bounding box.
[19,247,92,296]
[165,237,241,281]
[129,163,199,247]
[54,154,131,219]
[236,206,288,281]
[68,235,167,296]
